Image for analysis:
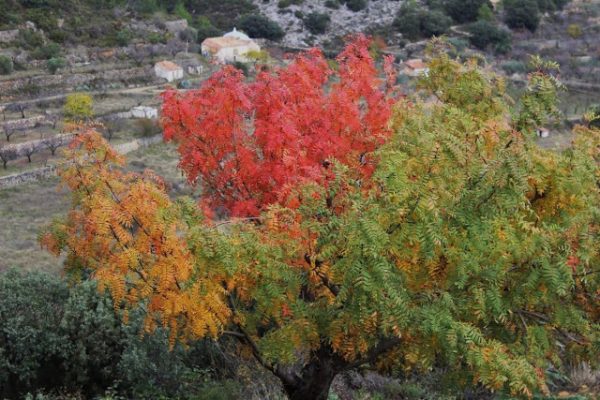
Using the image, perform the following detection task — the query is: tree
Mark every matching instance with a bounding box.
[341,0,367,12]
[21,141,40,163]
[393,1,421,40]
[239,14,285,41]
[42,134,70,156]
[503,0,540,32]
[0,144,17,169]
[63,93,93,122]
[47,57,66,74]
[43,39,600,400]
[0,55,13,75]
[419,9,452,38]
[2,125,17,142]
[303,12,331,35]
[466,20,512,54]
[394,2,450,40]
[444,0,492,23]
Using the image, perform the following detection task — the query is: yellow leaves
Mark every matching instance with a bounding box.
[42,130,232,348]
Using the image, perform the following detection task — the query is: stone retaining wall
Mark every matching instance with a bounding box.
[3,115,47,131]
[0,29,19,44]
[0,66,155,95]
[0,134,164,188]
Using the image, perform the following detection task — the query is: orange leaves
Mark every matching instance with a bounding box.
[41,131,230,344]
[161,35,398,218]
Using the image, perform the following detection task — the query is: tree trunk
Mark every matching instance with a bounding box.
[281,358,338,400]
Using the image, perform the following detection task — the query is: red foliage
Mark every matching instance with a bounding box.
[161,36,397,217]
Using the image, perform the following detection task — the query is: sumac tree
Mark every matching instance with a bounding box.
[42,39,600,400]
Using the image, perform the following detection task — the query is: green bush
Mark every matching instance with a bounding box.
[393,2,421,40]
[277,0,304,8]
[17,29,44,50]
[342,0,367,12]
[0,271,124,399]
[466,20,512,54]
[0,55,13,75]
[116,28,133,47]
[503,0,540,32]
[419,9,452,37]
[444,0,492,23]
[239,14,285,41]
[304,12,331,34]
[501,60,527,75]
[30,42,62,60]
[193,15,222,43]
[174,1,193,22]
[394,3,451,40]
[325,0,340,9]
[0,270,240,399]
[231,60,249,75]
[47,57,66,74]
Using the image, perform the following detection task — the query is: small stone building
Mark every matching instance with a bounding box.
[131,106,158,119]
[201,28,260,64]
[154,60,184,82]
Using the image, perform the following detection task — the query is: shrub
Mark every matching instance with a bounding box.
[393,2,421,40]
[116,28,133,47]
[342,0,367,12]
[47,57,66,74]
[231,60,249,75]
[0,55,13,75]
[64,93,94,122]
[477,3,494,21]
[395,3,451,39]
[567,23,582,39]
[503,0,540,32]
[277,0,304,8]
[239,14,285,41]
[325,0,340,9]
[444,0,492,23]
[31,42,62,60]
[179,27,198,42]
[0,270,237,399]
[17,29,44,50]
[0,271,124,398]
[420,9,452,37]
[501,60,527,75]
[303,12,331,35]
[467,20,512,53]
[135,118,161,137]
[174,1,193,22]
[193,16,222,43]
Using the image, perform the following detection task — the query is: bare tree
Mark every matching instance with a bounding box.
[0,145,17,169]
[21,141,40,163]
[7,103,28,119]
[2,126,17,142]
[103,119,123,142]
[42,134,67,156]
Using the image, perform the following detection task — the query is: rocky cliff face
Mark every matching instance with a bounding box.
[253,0,404,48]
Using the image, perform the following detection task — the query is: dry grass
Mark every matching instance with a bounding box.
[0,141,188,273]
[0,177,69,273]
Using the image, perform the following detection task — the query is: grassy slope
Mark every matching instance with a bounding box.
[0,141,186,273]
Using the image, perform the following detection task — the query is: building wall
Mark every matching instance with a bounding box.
[202,43,260,64]
[155,66,183,82]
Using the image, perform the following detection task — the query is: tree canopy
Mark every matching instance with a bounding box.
[42,38,600,400]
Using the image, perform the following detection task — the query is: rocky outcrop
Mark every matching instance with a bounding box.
[253,0,404,48]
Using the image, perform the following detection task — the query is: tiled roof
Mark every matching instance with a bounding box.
[155,60,182,71]
[405,59,428,70]
[201,36,254,51]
